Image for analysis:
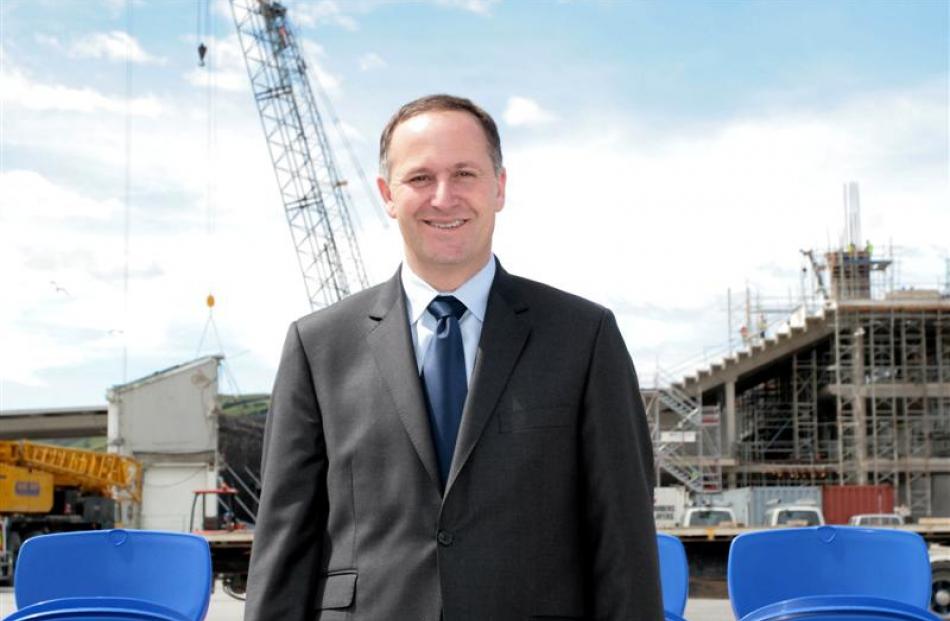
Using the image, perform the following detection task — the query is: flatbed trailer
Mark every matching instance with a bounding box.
[202,524,950,603]
[202,531,254,598]
[663,523,950,544]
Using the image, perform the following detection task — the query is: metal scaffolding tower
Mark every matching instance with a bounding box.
[231,0,368,310]
[829,304,950,515]
[648,369,723,494]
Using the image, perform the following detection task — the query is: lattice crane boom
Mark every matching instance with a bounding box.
[231,0,369,310]
[0,440,142,504]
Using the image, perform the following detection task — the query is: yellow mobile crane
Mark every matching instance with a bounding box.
[0,440,142,582]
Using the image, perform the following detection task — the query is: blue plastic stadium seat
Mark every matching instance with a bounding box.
[657,533,690,621]
[728,525,940,621]
[3,529,212,621]
[740,595,940,621]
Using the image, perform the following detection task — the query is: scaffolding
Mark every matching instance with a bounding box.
[657,246,950,517]
[829,303,950,515]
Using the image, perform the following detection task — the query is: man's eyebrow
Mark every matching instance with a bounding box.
[399,162,483,177]
[400,166,432,177]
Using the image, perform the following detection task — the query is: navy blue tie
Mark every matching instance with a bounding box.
[422,295,468,489]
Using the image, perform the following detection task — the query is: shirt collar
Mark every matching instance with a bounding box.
[401,256,496,325]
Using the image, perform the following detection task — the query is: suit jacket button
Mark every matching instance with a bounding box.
[437,530,454,546]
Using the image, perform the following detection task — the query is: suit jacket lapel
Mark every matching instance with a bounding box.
[446,263,531,495]
[365,269,441,490]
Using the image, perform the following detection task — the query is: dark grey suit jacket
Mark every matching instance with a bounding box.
[244,262,663,621]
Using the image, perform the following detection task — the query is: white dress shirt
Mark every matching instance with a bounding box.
[401,256,496,386]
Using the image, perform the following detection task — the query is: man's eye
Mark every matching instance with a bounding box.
[408,175,430,184]
[456,170,476,178]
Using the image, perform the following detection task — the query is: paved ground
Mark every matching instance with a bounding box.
[2,585,735,620]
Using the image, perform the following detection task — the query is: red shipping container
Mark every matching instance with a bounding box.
[822,485,895,524]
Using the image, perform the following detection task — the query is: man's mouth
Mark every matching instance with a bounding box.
[425,219,465,230]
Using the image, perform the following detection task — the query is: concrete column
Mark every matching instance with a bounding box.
[853,327,869,484]
[724,380,736,456]
[106,389,123,454]
[725,381,738,488]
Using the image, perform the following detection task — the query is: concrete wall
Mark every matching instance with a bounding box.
[108,357,219,455]
[107,357,222,531]
[139,462,216,531]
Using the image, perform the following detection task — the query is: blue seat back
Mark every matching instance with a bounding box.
[738,595,941,621]
[728,525,931,619]
[14,529,212,621]
[5,597,192,621]
[657,533,689,616]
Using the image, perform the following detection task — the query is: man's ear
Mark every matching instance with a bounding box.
[495,167,507,212]
[377,176,396,218]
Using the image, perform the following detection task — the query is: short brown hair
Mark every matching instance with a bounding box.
[379,94,503,180]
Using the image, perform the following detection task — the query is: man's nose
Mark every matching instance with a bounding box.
[430,178,454,208]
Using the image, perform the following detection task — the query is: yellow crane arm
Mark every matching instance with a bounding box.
[0,440,142,503]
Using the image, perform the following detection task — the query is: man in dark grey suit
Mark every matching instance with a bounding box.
[244,95,663,620]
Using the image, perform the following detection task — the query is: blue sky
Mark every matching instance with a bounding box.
[1,0,948,410]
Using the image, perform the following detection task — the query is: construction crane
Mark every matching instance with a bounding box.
[230,0,369,310]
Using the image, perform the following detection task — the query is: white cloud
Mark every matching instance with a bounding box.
[503,96,557,127]
[1,64,945,403]
[99,0,145,15]
[1,67,163,117]
[2,170,120,222]
[302,40,327,58]
[301,40,343,95]
[0,163,288,388]
[494,80,948,377]
[358,52,386,72]
[34,33,62,49]
[211,0,233,21]
[69,31,165,65]
[433,0,500,15]
[0,171,127,385]
[292,1,359,31]
[0,89,384,396]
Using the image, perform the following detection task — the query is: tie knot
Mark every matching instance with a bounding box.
[427,295,467,321]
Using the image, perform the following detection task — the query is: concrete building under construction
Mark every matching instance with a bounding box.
[648,237,950,518]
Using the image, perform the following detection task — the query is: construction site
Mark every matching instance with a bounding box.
[647,225,950,519]
[1,0,948,619]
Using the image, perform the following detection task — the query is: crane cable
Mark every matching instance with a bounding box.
[122,0,133,384]
[196,0,209,67]
[309,59,390,230]
[194,0,242,397]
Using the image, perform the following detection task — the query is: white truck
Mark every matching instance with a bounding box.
[763,502,825,527]
[848,513,905,527]
[682,506,738,527]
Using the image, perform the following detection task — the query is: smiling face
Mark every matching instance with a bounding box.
[377,110,506,291]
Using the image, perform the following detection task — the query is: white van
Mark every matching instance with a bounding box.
[764,504,825,527]
[848,513,904,527]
